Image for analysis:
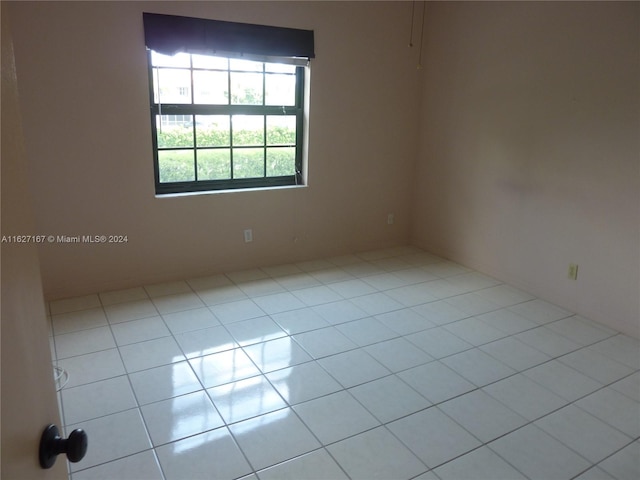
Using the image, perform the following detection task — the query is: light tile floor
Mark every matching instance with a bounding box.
[48,246,640,480]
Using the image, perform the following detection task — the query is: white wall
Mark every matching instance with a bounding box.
[412,1,640,337]
[9,1,420,299]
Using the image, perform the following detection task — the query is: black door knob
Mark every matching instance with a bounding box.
[39,424,88,469]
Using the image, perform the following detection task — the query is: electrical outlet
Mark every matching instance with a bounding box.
[244,229,253,243]
[568,263,578,280]
[387,213,394,225]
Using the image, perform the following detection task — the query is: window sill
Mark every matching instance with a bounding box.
[154,183,308,199]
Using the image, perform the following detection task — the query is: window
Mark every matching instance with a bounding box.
[143,13,314,194]
[149,52,305,192]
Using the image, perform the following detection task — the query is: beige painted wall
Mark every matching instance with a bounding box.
[9,1,639,338]
[412,1,640,337]
[8,1,420,299]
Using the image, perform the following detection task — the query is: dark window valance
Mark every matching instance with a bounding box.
[143,12,315,59]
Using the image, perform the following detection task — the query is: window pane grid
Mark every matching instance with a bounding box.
[154,110,298,181]
[149,49,303,192]
[151,57,297,108]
